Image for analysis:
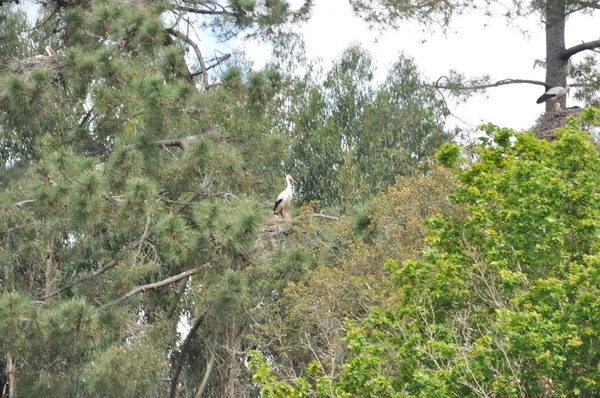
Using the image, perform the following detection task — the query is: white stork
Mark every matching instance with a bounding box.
[273,174,296,221]
[536,85,570,109]
[45,46,57,56]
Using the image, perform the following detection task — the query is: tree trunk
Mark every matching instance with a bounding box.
[544,0,567,112]
[225,320,237,398]
[44,240,57,303]
[4,354,16,398]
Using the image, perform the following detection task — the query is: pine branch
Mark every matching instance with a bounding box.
[166,27,209,91]
[122,129,220,151]
[433,77,548,91]
[561,39,600,61]
[39,188,205,301]
[97,264,210,310]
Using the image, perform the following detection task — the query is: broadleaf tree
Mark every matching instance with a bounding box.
[250,108,600,396]
[287,45,452,207]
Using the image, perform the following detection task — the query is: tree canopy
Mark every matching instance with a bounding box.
[251,108,600,397]
[2,0,600,396]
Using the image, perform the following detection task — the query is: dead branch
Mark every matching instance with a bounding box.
[166,27,209,90]
[13,199,36,207]
[307,213,340,221]
[98,264,209,310]
[166,276,190,319]
[125,136,199,151]
[191,54,231,77]
[122,129,219,151]
[170,312,206,398]
[173,5,232,16]
[433,77,548,91]
[195,350,216,398]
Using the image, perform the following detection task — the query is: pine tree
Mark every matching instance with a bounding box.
[0,0,311,396]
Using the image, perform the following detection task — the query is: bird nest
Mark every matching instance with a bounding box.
[530,107,584,140]
[6,55,61,78]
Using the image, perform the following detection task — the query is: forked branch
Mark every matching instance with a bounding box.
[561,39,600,61]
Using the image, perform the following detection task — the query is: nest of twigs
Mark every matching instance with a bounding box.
[255,219,293,258]
[530,107,583,140]
[6,55,62,81]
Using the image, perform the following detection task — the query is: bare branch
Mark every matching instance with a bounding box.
[190,54,231,77]
[166,276,190,319]
[433,77,548,91]
[166,27,210,90]
[561,39,600,61]
[307,213,340,221]
[195,350,216,398]
[122,129,219,151]
[79,108,94,128]
[173,5,232,15]
[124,136,199,151]
[97,264,210,310]
[13,199,36,207]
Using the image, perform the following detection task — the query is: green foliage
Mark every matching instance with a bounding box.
[83,340,167,396]
[0,0,317,395]
[252,113,600,397]
[156,214,199,264]
[435,142,461,168]
[207,269,248,320]
[289,45,452,207]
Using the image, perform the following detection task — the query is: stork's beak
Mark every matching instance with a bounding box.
[291,177,297,184]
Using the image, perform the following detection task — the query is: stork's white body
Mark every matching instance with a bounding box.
[273,175,296,221]
[536,85,570,107]
[45,46,57,56]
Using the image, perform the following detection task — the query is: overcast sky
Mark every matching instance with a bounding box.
[237,0,598,132]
